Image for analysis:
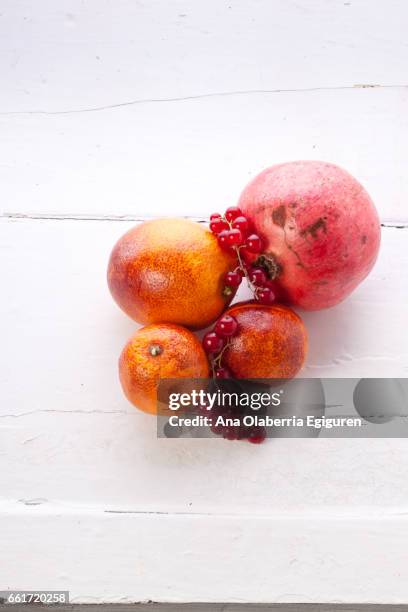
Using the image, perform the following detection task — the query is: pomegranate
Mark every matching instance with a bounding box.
[238,161,381,310]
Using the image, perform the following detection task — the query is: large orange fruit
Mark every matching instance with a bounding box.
[119,323,209,414]
[107,218,235,329]
[222,302,307,379]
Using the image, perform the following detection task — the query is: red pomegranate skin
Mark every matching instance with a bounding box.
[239,161,381,310]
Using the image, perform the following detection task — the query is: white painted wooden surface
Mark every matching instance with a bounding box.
[1,0,408,605]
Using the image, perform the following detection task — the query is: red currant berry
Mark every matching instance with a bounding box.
[217,229,231,249]
[231,215,249,234]
[257,286,276,304]
[246,234,262,253]
[210,212,222,220]
[214,366,232,379]
[227,228,244,246]
[202,331,224,354]
[248,426,267,444]
[264,279,277,289]
[240,248,256,265]
[211,422,225,435]
[238,424,251,440]
[223,426,239,441]
[250,267,267,286]
[215,314,238,337]
[225,206,242,222]
[224,270,242,287]
[198,402,211,416]
[210,217,229,234]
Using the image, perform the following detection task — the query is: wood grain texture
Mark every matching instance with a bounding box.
[1,0,407,111]
[0,217,407,603]
[0,217,407,513]
[1,0,408,221]
[1,505,408,604]
[1,87,407,221]
[1,0,408,604]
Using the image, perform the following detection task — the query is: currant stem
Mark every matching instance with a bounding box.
[221,213,259,296]
[234,245,257,294]
[211,339,232,373]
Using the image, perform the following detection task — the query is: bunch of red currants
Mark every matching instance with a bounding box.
[202,314,238,379]
[202,206,277,443]
[201,401,267,445]
[210,206,276,305]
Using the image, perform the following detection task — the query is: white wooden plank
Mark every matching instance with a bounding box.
[1,0,407,113]
[0,218,407,519]
[1,504,408,604]
[1,0,408,604]
[1,87,407,222]
[3,607,404,612]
